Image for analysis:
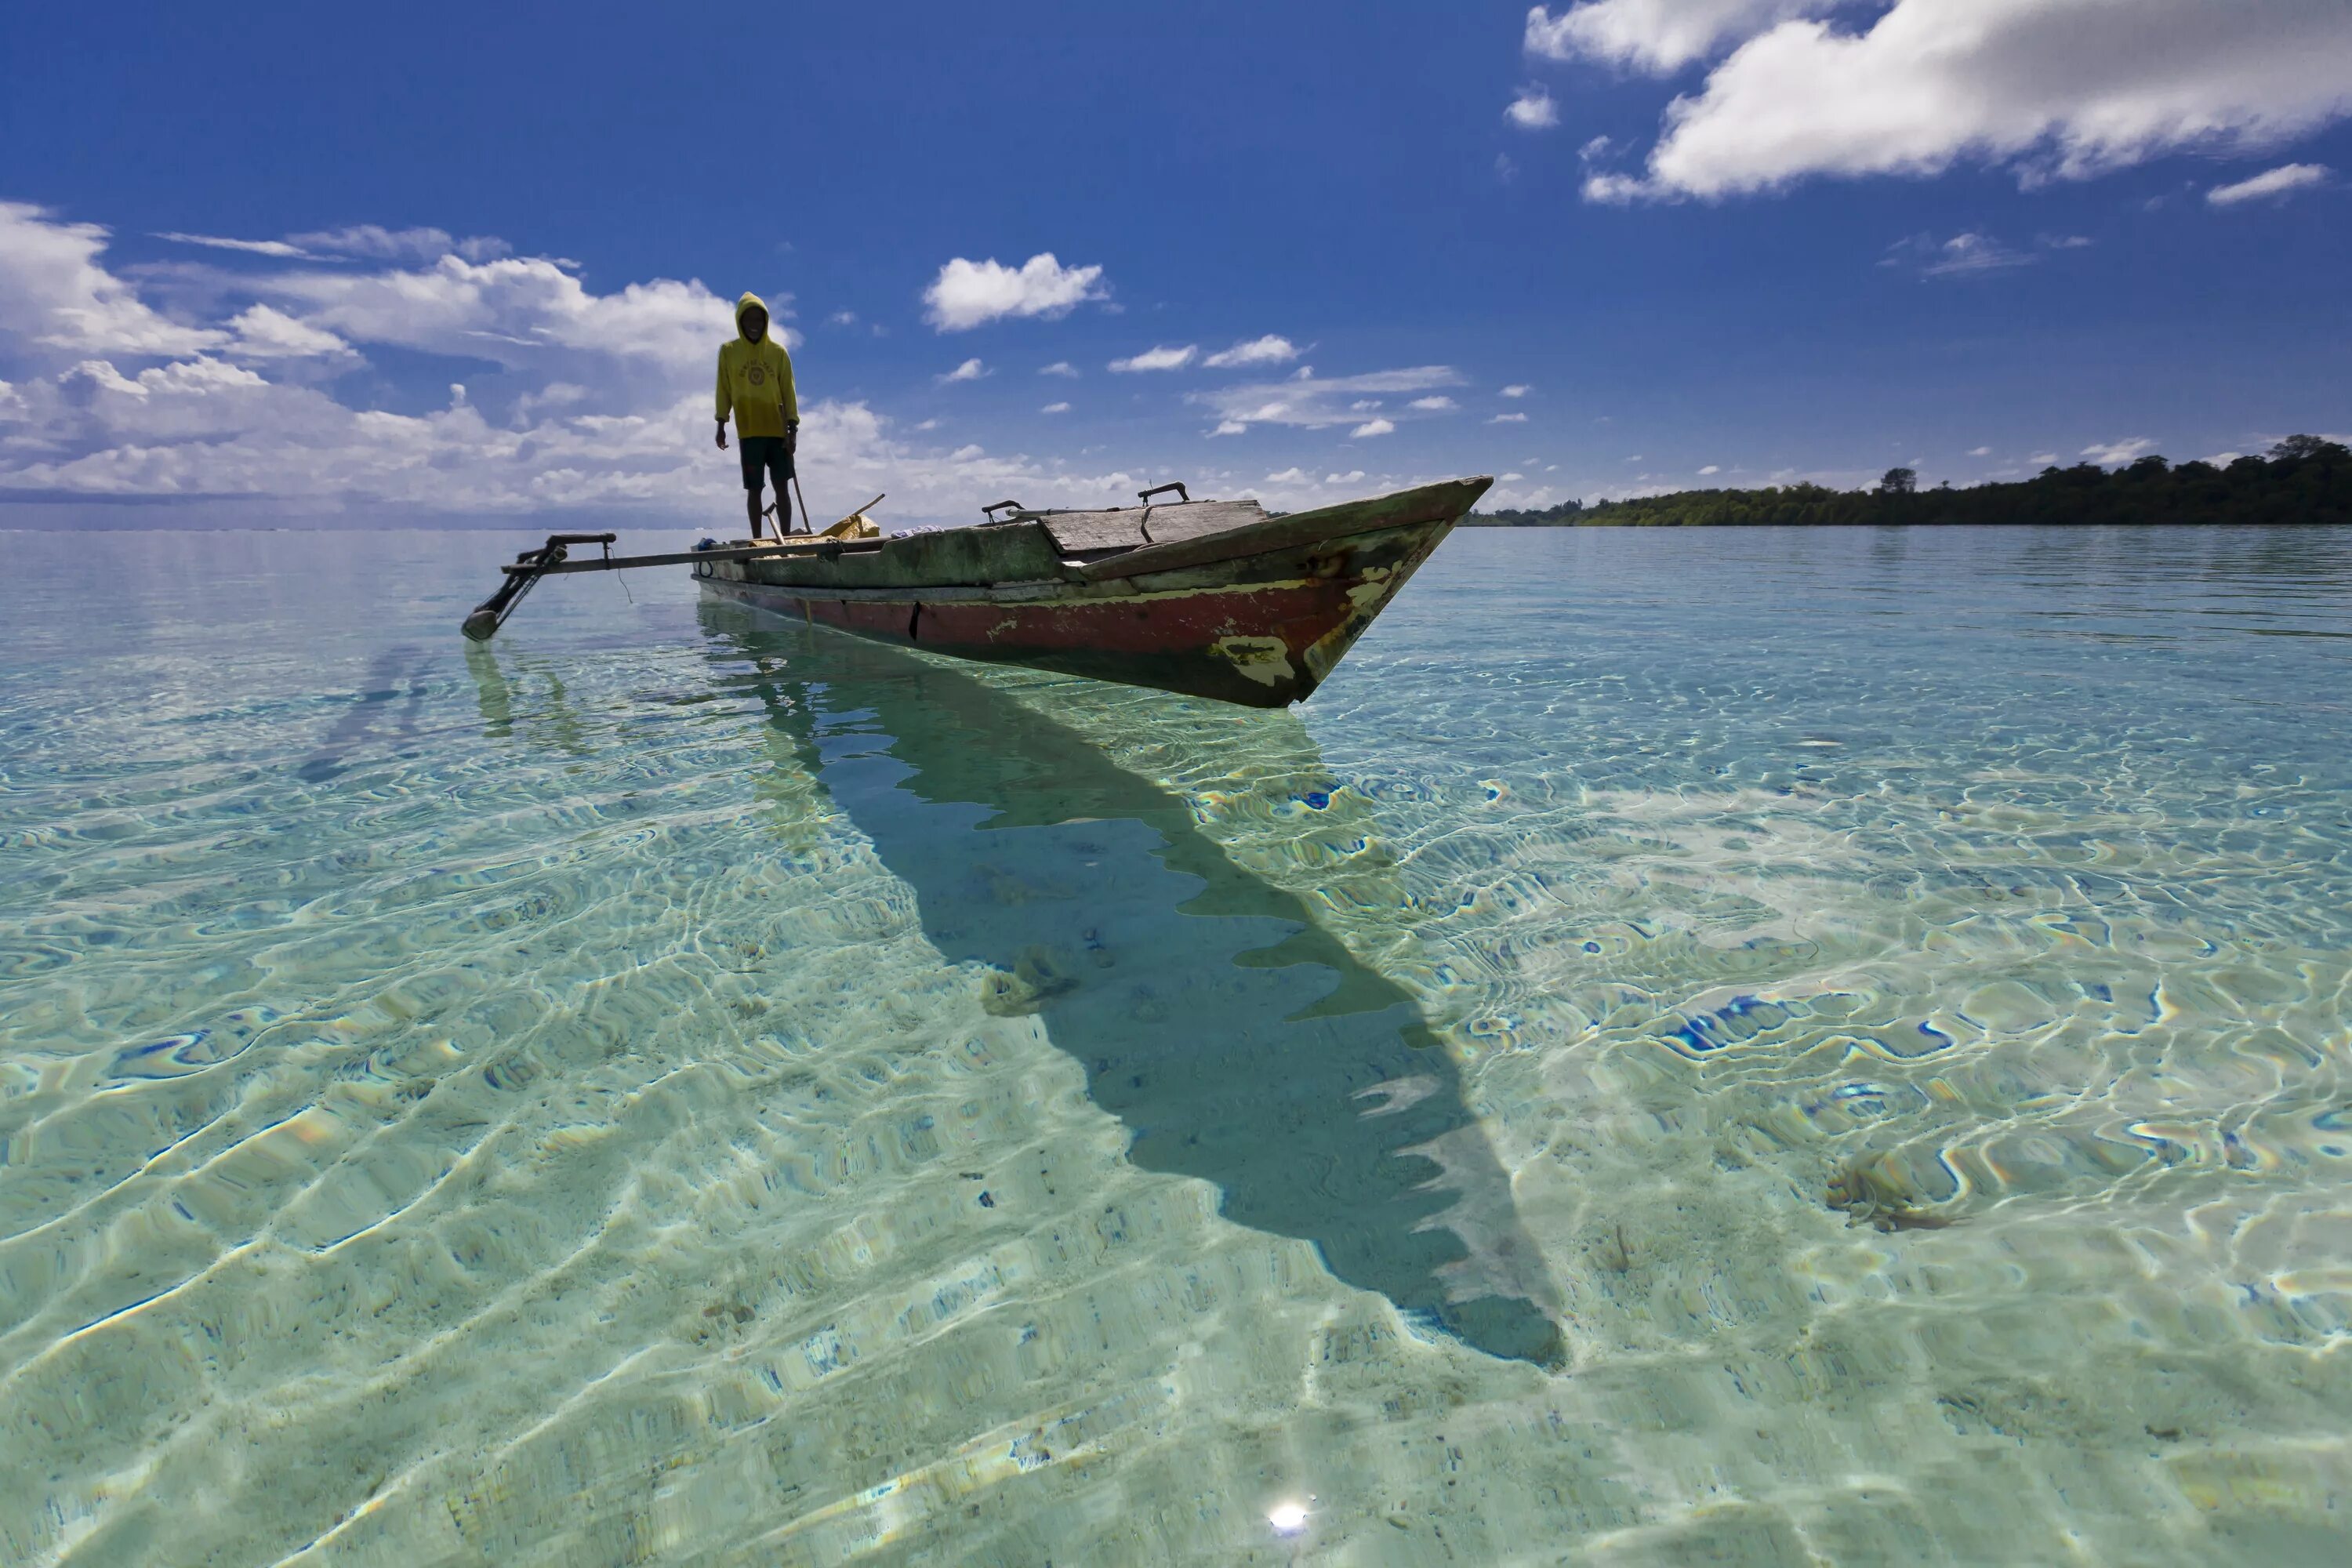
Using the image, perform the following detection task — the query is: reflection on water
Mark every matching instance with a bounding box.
[696,603,1565,1367]
[464,640,603,757]
[298,645,434,782]
[4,523,2351,1563]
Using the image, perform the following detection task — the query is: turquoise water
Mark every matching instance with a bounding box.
[3,522,2350,1564]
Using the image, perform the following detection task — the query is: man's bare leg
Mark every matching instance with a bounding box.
[746,487,764,539]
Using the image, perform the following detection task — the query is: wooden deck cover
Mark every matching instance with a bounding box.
[1038,499,1266,556]
[738,521,1065,590]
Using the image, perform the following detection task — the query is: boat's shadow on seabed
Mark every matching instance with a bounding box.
[662,605,1564,1367]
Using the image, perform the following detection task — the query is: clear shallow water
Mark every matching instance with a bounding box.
[2,521,2349,1565]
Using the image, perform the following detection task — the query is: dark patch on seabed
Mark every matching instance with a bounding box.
[296,644,434,782]
[689,602,1565,1369]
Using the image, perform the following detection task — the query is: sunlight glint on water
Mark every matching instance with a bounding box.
[2,523,2349,1564]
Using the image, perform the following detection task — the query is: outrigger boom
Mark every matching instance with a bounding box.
[459,493,888,642]
[459,532,616,642]
[458,536,837,642]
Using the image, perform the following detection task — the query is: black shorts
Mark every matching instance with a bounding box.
[739,435,794,492]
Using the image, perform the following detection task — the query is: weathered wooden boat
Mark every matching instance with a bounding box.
[463,476,1489,706]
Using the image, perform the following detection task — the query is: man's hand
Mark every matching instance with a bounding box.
[785,423,799,456]
[714,421,728,451]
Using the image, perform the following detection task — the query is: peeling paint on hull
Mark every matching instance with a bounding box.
[696,478,1486,706]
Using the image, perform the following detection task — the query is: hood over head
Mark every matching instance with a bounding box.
[735,292,770,339]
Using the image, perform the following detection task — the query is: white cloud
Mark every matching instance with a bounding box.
[223,303,352,359]
[1577,1,2352,201]
[0,201,1049,521]
[1582,173,1649,203]
[828,309,858,326]
[1886,231,2034,276]
[68,351,267,396]
[2043,234,2095,249]
[940,357,988,383]
[1202,334,1299,368]
[1967,445,1993,456]
[2208,162,2332,204]
[1526,1,1841,74]
[921,252,1108,331]
[1210,419,1248,437]
[2083,436,2157,465]
[253,253,764,392]
[1350,418,1396,438]
[1,202,227,358]
[1265,466,1309,484]
[1039,361,1080,376]
[2031,451,2060,465]
[1699,463,1722,474]
[1326,470,1366,485]
[1490,412,1530,423]
[1486,475,1568,510]
[154,232,313,259]
[1409,395,1457,411]
[287,226,510,263]
[0,204,1171,525]
[1040,401,1071,413]
[514,380,590,421]
[1109,343,1199,372]
[1506,86,1562,130]
[1190,365,1464,433]
[1500,472,1525,482]
[1500,383,1531,397]
[153,224,517,267]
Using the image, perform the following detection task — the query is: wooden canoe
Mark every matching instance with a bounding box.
[691,477,1489,706]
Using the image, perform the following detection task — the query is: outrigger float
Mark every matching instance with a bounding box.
[462,477,1489,707]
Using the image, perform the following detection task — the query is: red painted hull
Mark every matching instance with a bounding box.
[695,478,1485,706]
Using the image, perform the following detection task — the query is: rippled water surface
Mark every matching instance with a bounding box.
[4,522,2350,1565]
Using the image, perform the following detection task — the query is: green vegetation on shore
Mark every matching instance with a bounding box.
[1470,436,2351,528]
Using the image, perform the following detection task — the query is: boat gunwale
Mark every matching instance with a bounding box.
[701,517,1452,604]
[1073,476,1490,581]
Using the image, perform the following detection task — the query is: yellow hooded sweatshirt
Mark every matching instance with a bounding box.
[716,292,797,439]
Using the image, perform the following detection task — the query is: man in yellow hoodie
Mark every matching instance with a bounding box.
[715,292,799,537]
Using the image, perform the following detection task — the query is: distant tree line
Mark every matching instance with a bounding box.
[1468,437,2350,528]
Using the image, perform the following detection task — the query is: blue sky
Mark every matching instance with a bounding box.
[3,0,2347,525]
